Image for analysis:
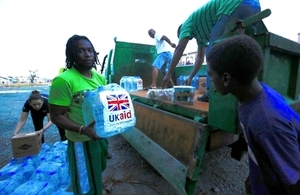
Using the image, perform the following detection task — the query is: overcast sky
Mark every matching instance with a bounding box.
[0,0,299,78]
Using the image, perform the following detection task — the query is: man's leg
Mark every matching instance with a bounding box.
[165,52,175,88]
[168,78,175,87]
[162,71,175,88]
[151,66,159,88]
[150,54,164,88]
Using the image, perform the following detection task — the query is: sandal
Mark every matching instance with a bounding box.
[102,189,110,195]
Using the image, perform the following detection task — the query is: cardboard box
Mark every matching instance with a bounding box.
[11,132,41,158]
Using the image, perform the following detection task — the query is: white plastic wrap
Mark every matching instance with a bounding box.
[146,88,173,101]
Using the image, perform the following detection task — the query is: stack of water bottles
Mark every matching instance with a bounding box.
[0,141,72,195]
[120,76,143,92]
[146,88,173,101]
[176,75,199,89]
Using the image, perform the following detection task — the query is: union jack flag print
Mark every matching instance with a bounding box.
[106,94,130,111]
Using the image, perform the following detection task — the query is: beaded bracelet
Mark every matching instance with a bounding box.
[79,125,84,134]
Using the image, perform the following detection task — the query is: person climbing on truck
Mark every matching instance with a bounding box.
[161,0,261,102]
[147,28,176,89]
[206,34,300,195]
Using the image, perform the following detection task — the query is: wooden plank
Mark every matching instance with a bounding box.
[122,127,188,195]
[131,102,208,177]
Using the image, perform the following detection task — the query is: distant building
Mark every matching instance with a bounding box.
[0,76,9,85]
[33,77,46,84]
[0,74,50,86]
[18,76,30,83]
[9,76,19,83]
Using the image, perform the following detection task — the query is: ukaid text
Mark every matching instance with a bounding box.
[82,83,136,138]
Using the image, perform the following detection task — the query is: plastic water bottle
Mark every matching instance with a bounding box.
[82,83,136,138]
[0,162,20,180]
[176,76,183,85]
[30,161,64,189]
[36,182,56,195]
[127,76,133,92]
[48,142,68,163]
[51,141,68,153]
[0,163,35,183]
[13,162,36,183]
[0,179,20,194]
[121,76,133,91]
[183,75,189,86]
[82,88,104,131]
[74,142,90,194]
[135,76,143,91]
[8,158,25,166]
[39,151,56,163]
[191,76,199,89]
[42,150,67,163]
[23,155,38,167]
[131,76,138,92]
[120,76,127,90]
[8,154,38,168]
[11,180,55,195]
[53,189,74,195]
[60,162,71,191]
[41,143,51,153]
[52,140,68,149]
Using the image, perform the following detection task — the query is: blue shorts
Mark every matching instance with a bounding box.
[152,51,173,74]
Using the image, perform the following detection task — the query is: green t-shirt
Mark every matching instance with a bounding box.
[49,68,107,142]
[179,0,242,48]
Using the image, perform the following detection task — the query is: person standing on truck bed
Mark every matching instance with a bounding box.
[48,35,110,195]
[147,28,176,89]
[161,0,261,102]
[206,34,300,195]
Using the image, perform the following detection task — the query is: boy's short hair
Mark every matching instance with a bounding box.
[206,35,264,86]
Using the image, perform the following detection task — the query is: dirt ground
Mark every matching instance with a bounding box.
[0,86,249,195]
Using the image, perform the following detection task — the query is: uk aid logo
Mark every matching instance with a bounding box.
[106,94,133,122]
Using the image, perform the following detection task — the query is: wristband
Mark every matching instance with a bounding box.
[79,125,84,134]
